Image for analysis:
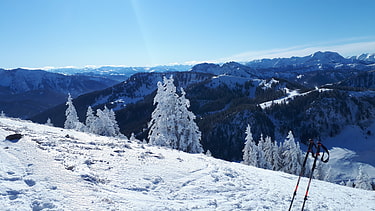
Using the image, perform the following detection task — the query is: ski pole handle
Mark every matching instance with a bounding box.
[319,143,329,163]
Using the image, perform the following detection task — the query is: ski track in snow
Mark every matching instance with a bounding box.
[0,117,374,210]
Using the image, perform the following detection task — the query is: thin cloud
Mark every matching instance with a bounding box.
[222,40,375,63]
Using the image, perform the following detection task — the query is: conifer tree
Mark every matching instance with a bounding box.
[105,106,121,136]
[262,136,280,170]
[272,141,282,171]
[355,165,372,190]
[85,106,96,133]
[45,118,53,126]
[130,133,137,142]
[64,93,85,131]
[257,134,269,169]
[242,124,259,167]
[148,76,203,153]
[85,106,121,137]
[176,88,203,153]
[94,106,120,137]
[280,131,302,175]
[148,76,179,147]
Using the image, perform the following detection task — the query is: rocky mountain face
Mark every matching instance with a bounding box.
[0,68,117,118]
[30,51,375,162]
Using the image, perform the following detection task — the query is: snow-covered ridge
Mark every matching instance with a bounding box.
[349,53,375,62]
[0,117,374,210]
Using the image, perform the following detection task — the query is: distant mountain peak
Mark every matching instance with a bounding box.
[350,53,375,62]
[310,51,344,60]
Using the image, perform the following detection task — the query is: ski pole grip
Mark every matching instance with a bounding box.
[320,143,329,163]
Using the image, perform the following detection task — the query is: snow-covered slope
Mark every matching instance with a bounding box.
[350,53,375,63]
[0,117,374,210]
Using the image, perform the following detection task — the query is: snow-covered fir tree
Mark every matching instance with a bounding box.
[257,134,269,169]
[0,111,5,117]
[272,141,282,171]
[148,76,179,147]
[45,118,53,127]
[242,124,259,167]
[83,105,121,137]
[129,133,137,142]
[355,165,372,190]
[148,76,203,153]
[313,162,326,180]
[206,150,212,157]
[242,128,304,175]
[64,93,85,131]
[106,106,121,136]
[323,166,333,182]
[91,106,121,137]
[175,88,203,153]
[262,135,280,170]
[280,131,302,175]
[85,106,96,133]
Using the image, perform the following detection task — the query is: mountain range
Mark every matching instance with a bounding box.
[26,51,375,168]
[0,68,118,118]
[46,64,193,82]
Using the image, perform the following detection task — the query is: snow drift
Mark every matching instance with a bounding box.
[0,117,374,210]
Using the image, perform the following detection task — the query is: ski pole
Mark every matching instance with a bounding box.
[288,139,315,211]
[301,141,321,211]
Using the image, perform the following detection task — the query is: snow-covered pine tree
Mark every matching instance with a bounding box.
[272,141,282,171]
[45,118,53,126]
[0,111,5,117]
[323,166,333,182]
[280,131,302,175]
[64,93,85,131]
[206,150,212,157]
[257,134,269,169]
[262,136,280,170]
[92,106,121,137]
[130,133,137,142]
[355,165,372,190]
[313,162,326,180]
[242,124,259,167]
[105,106,121,136]
[90,109,105,135]
[176,88,203,153]
[85,106,97,133]
[148,76,179,147]
[148,76,203,153]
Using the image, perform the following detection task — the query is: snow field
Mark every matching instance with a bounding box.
[0,117,374,210]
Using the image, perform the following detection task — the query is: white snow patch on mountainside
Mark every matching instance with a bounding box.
[259,88,332,109]
[0,117,374,210]
[325,122,375,166]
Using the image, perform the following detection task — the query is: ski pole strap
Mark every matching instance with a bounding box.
[319,143,329,163]
[310,142,318,158]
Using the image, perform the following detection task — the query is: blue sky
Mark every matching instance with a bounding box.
[1,0,375,69]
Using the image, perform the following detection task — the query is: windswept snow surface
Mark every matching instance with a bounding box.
[0,117,374,210]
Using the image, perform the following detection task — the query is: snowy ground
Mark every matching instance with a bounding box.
[0,117,374,210]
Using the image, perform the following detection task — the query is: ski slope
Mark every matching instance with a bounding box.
[0,117,374,210]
